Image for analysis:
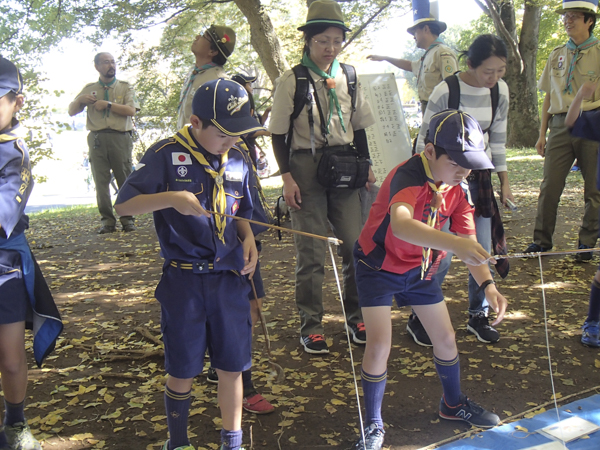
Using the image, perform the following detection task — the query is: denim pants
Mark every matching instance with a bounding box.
[433,178,493,315]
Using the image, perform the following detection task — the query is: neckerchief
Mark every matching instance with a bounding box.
[174,126,229,244]
[420,152,452,279]
[98,78,117,117]
[177,63,218,115]
[564,36,599,94]
[417,38,444,86]
[301,52,346,133]
[0,118,25,143]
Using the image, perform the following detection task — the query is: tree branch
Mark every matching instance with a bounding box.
[474,0,491,16]
[343,0,394,50]
[483,0,523,73]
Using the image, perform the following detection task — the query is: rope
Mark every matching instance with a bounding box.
[326,240,366,446]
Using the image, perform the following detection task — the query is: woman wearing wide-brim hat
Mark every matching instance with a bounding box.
[268,0,375,355]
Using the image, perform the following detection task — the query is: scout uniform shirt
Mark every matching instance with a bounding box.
[539,42,600,114]
[268,66,375,151]
[74,79,139,131]
[410,43,458,102]
[0,118,33,238]
[115,128,253,271]
[176,65,227,130]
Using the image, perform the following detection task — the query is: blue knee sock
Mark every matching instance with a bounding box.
[587,278,600,323]
[3,400,25,426]
[221,428,243,450]
[361,368,387,428]
[434,354,461,406]
[164,385,191,450]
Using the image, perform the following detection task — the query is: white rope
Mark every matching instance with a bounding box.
[327,240,366,446]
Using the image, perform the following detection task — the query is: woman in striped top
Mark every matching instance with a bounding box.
[410,34,515,346]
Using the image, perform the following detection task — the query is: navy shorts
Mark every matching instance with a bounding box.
[155,266,252,379]
[0,249,28,325]
[354,244,443,308]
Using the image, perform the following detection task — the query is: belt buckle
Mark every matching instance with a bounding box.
[193,260,209,274]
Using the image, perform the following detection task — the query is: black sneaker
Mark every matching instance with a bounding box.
[467,312,500,343]
[347,322,367,345]
[406,313,432,347]
[98,225,117,234]
[439,394,500,428]
[300,334,329,354]
[353,422,385,450]
[575,242,593,262]
[123,223,137,232]
[524,243,550,253]
[207,366,218,384]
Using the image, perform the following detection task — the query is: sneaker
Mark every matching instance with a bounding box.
[242,392,275,414]
[353,422,385,450]
[98,225,116,234]
[0,426,9,450]
[162,440,195,450]
[406,313,432,347]
[439,394,500,428]
[347,322,367,345]
[300,334,329,354]
[219,447,245,450]
[467,312,500,344]
[4,421,41,450]
[575,243,593,262]
[207,366,219,384]
[122,223,137,232]
[581,320,600,347]
[524,243,550,253]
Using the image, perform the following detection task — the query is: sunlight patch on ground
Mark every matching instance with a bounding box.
[507,155,543,162]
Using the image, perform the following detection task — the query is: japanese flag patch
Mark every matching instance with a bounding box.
[172,152,192,165]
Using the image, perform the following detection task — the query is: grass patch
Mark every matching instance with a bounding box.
[29,204,98,219]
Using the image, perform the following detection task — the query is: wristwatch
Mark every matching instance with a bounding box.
[107,102,112,110]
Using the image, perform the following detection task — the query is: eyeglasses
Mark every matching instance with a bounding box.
[312,39,343,49]
[563,13,584,22]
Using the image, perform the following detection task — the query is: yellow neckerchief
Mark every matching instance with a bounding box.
[0,119,25,142]
[174,126,229,244]
[420,152,451,280]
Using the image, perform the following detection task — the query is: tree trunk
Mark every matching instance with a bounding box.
[498,1,541,147]
[233,0,289,83]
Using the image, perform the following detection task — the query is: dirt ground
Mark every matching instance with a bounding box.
[14,165,600,450]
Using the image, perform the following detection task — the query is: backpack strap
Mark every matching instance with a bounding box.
[487,82,499,134]
[286,65,311,150]
[340,63,357,113]
[444,73,460,110]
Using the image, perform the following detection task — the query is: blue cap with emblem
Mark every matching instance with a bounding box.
[192,78,264,137]
[426,109,493,171]
[0,57,23,98]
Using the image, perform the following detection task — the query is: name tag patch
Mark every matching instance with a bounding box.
[172,152,192,165]
[225,171,243,182]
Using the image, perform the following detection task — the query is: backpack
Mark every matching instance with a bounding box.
[286,63,357,149]
[444,73,499,134]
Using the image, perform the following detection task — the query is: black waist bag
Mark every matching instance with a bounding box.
[316,146,370,189]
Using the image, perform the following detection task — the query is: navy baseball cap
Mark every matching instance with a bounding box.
[427,109,493,170]
[231,73,257,85]
[192,78,264,136]
[0,57,23,98]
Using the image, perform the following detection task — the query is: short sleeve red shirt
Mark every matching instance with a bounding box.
[357,154,476,274]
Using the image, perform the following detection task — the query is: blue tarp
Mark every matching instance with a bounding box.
[435,394,600,449]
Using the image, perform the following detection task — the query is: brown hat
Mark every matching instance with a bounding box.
[297,0,351,33]
[206,25,236,60]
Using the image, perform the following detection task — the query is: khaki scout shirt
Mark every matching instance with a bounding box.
[176,65,228,130]
[74,79,139,132]
[268,66,375,151]
[539,42,600,114]
[410,43,458,102]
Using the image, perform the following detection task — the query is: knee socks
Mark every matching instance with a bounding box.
[434,354,461,406]
[242,369,255,397]
[587,278,600,323]
[3,400,25,426]
[361,368,387,428]
[164,385,191,450]
[221,428,243,450]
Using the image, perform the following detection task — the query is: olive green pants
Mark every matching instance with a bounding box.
[289,151,363,336]
[533,114,600,248]
[88,130,134,228]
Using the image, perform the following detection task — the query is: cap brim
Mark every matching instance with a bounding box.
[211,116,265,137]
[555,7,600,15]
[448,149,494,171]
[0,88,12,98]
[407,20,447,35]
[298,20,351,32]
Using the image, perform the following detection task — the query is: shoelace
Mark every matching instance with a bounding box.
[355,322,366,332]
[307,334,325,342]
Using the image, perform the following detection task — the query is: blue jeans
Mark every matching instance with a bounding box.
[433,178,493,315]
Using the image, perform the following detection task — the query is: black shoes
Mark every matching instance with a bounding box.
[467,312,500,343]
[524,243,550,253]
[98,225,116,234]
[439,394,500,428]
[406,313,432,347]
[123,223,137,232]
[575,242,593,262]
[347,322,367,345]
[300,334,329,354]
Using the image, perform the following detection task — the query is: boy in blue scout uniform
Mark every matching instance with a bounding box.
[352,110,507,449]
[115,78,264,450]
[0,57,62,450]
